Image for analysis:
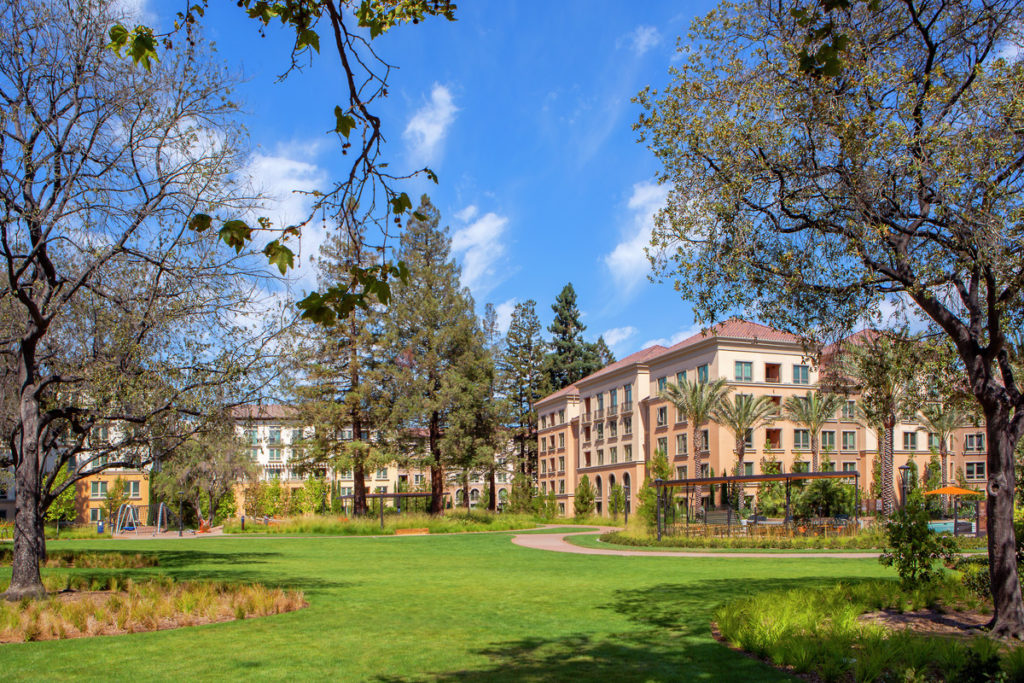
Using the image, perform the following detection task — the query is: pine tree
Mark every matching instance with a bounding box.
[590,336,616,367]
[383,196,489,514]
[574,474,596,519]
[499,300,546,475]
[288,226,387,516]
[544,283,602,390]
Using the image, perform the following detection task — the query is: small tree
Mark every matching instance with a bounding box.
[300,478,328,515]
[637,449,672,529]
[608,484,625,520]
[509,472,535,514]
[880,491,958,588]
[534,490,558,520]
[574,475,596,519]
[660,377,731,506]
[104,478,129,526]
[44,468,77,536]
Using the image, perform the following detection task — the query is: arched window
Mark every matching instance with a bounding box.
[470,489,479,501]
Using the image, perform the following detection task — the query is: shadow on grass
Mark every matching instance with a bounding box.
[373,577,857,681]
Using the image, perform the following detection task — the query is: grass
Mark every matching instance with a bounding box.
[223,510,541,536]
[0,528,898,680]
[0,575,303,643]
[0,549,158,569]
[714,578,1014,682]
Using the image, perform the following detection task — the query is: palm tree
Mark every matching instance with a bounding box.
[661,377,731,514]
[713,394,776,512]
[919,402,966,514]
[783,391,845,473]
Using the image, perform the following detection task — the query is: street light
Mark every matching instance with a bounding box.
[898,464,911,508]
[177,489,184,537]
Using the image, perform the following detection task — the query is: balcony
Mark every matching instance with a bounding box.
[607,404,618,416]
[619,402,633,414]
[595,408,605,419]
[582,412,591,423]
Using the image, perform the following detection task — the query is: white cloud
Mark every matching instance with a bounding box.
[244,140,329,290]
[997,40,1023,61]
[495,298,517,335]
[455,205,479,223]
[603,180,668,297]
[641,323,703,350]
[451,210,509,298]
[404,84,457,165]
[602,326,637,349]
[621,25,661,56]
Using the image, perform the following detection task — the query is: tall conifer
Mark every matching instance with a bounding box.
[544,283,604,390]
[499,300,546,474]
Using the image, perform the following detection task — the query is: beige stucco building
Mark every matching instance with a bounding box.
[535,319,989,518]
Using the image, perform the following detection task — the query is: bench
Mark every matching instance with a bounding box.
[395,528,429,536]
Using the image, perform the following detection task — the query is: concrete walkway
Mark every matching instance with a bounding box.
[512,526,883,559]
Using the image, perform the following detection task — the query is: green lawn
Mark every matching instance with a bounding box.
[1,530,895,681]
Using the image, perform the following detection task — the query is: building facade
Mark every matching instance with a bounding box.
[535,319,989,517]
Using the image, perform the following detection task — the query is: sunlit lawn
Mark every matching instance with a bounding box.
[1,530,895,681]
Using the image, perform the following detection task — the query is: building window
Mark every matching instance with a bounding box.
[657,437,668,455]
[558,409,565,424]
[269,448,281,462]
[743,428,754,449]
[928,432,940,450]
[124,481,140,498]
[623,417,632,435]
[340,469,353,480]
[676,434,687,455]
[291,428,302,443]
[842,461,857,472]
[268,427,281,444]
[596,422,604,440]
[742,462,754,476]
[609,389,617,407]
[90,481,107,499]
[841,401,856,420]
[657,407,668,427]
[966,462,986,480]
[676,370,686,386]
[794,429,810,450]
[597,449,604,466]
[609,447,618,464]
[245,429,257,445]
[596,393,604,410]
[267,469,280,479]
[677,466,687,479]
[735,361,753,382]
[699,463,710,477]
[965,433,985,451]
[541,460,547,474]
[624,444,633,461]
[902,432,918,450]
[701,429,710,451]
[624,384,633,403]
[559,480,565,494]
[657,377,667,392]
[540,415,547,428]
[555,456,563,472]
[414,474,424,485]
[765,363,781,383]
[249,448,260,461]
[497,472,507,483]
[793,365,810,385]
[697,364,709,383]
[559,433,565,448]
[90,508,103,522]
[820,460,835,472]
[376,468,388,479]
[821,430,836,452]
[765,429,782,450]
[609,421,617,438]
[842,431,857,451]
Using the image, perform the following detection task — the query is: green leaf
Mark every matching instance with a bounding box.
[130,31,159,71]
[263,240,295,275]
[390,192,413,215]
[297,292,336,327]
[334,107,356,137]
[412,211,427,221]
[297,28,320,52]
[188,213,213,232]
[425,168,439,184]
[107,24,130,54]
[218,219,253,253]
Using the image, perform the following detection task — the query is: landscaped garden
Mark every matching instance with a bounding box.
[1,529,898,680]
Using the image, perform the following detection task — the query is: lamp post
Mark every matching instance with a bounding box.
[898,464,911,509]
[177,489,184,537]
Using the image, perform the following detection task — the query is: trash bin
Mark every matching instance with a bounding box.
[97,520,104,534]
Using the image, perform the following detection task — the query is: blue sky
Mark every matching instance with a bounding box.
[136,1,725,358]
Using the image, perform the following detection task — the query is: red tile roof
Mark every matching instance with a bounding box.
[575,345,668,387]
[230,405,297,420]
[535,383,579,407]
[663,319,801,354]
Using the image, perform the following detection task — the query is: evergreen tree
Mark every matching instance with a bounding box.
[590,336,616,367]
[544,284,602,390]
[574,474,596,519]
[384,196,489,514]
[499,300,547,475]
[288,226,387,516]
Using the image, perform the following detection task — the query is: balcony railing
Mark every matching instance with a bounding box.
[620,402,633,414]
[582,412,591,423]
[607,404,618,416]
[595,408,605,419]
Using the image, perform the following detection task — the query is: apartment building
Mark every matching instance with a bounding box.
[232,406,515,512]
[536,384,582,516]
[73,423,151,524]
[536,319,990,517]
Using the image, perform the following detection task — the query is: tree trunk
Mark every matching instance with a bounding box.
[940,443,949,516]
[353,460,367,516]
[462,472,471,509]
[811,434,819,473]
[984,409,1024,638]
[693,425,703,516]
[735,439,745,514]
[429,411,443,514]
[488,469,497,512]
[881,420,895,517]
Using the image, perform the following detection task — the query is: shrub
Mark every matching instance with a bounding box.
[573,475,595,519]
[879,490,957,587]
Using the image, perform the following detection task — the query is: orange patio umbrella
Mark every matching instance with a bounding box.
[923,485,983,496]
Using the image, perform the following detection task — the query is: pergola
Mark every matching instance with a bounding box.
[652,470,861,539]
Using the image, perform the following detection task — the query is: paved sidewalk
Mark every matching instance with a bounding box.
[512,527,882,559]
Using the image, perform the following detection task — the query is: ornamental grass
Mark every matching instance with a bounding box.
[0,548,158,569]
[223,510,540,536]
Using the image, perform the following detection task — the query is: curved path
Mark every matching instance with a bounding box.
[512,526,883,559]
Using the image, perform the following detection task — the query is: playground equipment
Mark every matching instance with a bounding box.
[114,503,141,535]
[152,502,195,536]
